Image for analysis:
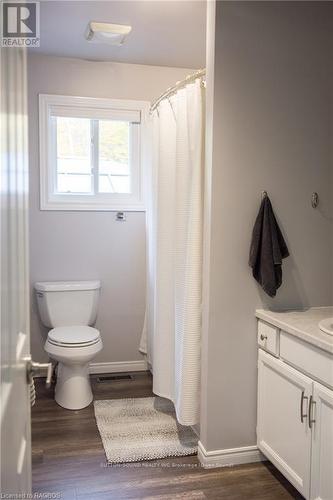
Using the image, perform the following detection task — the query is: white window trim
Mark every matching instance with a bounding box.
[39,94,150,211]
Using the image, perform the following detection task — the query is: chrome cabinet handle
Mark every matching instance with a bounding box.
[300,391,308,423]
[260,334,267,341]
[308,395,316,429]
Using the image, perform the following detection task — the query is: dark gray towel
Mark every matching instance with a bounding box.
[249,196,289,297]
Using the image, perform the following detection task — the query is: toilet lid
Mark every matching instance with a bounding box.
[48,326,100,346]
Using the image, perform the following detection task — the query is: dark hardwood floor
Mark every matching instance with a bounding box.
[32,372,303,500]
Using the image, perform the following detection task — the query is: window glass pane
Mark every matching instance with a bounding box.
[98,120,131,194]
[56,117,92,193]
[57,174,92,194]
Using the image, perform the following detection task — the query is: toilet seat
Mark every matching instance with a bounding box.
[48,326,100,347]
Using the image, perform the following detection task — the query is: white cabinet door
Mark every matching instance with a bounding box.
[257,350,312,498]
[310,383,333,500]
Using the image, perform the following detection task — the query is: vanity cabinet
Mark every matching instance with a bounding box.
[258,350,312,497]
[310,384,333,500]
[257,319,333,500]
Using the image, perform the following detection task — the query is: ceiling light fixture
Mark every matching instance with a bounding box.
[85,22,132,46]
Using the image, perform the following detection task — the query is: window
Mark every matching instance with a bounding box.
[39,94,149,210]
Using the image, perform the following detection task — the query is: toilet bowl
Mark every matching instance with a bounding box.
[35,280,103,410]
[45,326,103,409]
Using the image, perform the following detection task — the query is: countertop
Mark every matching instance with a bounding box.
[256,307,333,355]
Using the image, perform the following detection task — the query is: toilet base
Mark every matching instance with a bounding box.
[44,337,102,410]
[55,362,93,410]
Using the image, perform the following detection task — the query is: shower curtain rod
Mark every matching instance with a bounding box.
[150,68,206,113]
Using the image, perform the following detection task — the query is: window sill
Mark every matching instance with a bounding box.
[40,200,146,212]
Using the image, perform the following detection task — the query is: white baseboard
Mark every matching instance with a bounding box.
[198,441,264,469]
[89,360,148,374]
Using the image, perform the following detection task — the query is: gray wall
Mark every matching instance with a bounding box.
[28,54,194,363]
[201,1,333,452]
[330,4,333,293]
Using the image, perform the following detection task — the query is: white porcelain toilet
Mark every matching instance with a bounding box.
[35,280,103,410]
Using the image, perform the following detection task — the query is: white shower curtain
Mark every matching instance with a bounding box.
[141,78,204,426]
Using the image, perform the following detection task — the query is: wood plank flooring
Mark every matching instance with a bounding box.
[32,372,303,500]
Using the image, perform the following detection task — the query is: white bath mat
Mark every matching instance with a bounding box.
[94,396,198,463]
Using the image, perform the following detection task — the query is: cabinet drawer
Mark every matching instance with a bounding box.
[258,320,279,356]
[280,331,333,389]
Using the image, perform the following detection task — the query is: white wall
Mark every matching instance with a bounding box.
[28,54,194,363]
[201,1,333,452]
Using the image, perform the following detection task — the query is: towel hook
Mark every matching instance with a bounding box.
[311,192,319,209]
[261,191,268,200]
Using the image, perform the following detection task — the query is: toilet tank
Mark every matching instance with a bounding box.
[34,281,101,328]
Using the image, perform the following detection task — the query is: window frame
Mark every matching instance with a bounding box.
[39,94,149,211]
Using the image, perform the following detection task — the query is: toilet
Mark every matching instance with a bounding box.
[35,280,103,410]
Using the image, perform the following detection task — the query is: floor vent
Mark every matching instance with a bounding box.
[96,374,133,382]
